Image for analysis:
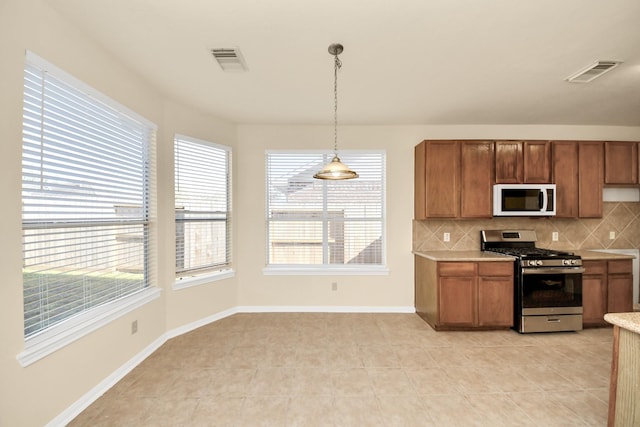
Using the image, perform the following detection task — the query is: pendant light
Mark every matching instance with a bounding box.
[314,43,358,180]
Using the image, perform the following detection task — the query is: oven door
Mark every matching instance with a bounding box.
[520,267,584,315]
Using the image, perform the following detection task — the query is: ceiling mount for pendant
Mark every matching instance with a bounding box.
[314,43,358,180]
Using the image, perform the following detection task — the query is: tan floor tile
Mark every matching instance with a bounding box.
[465,393,535,427]
[405,367,461,395]
[247,367,294,396]
[291,368,334,395]
[206,368,256,397]
[377,394,433,426]
[332,396,384,426]
[331,368,375,397]
[508,391,589,426]
[358,344,401,367]
[69,314,615,426]
[368,368,415,396]
[190,397,244,427]
[239,396,288,426]
[286,395,334,427]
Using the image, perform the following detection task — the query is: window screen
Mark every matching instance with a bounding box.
[266,151,385,266]
[175,135,232,276]
[22,52,155,338]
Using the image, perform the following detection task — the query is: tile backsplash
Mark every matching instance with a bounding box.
[413,202,640,252]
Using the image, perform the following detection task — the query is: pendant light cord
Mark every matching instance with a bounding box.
[333,53,342,156]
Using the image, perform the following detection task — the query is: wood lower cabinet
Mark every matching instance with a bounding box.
[608,260,634,314]
[582,261,608,326]
[477,263,514,327]
[415,257,514,330]
[582,259,633,327]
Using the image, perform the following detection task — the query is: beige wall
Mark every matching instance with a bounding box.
[0,1,238,425]
[2,0,640,425]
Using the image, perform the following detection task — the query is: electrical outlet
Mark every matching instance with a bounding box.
[331,281,338,291]
[131,320,138,334]
[552,232,559,241]
[610,231,616,240]
[443,232,450,242]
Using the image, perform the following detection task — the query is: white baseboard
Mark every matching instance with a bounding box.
[49,304,415,426]
[46,334,166,427]
[237,305,415,314]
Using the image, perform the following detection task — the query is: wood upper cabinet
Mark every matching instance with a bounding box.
[551,141,603,218]
[460,141,494,218]
[578,141,603,218]
[552,141,579,218]
[605,141,638,185]
[415,140,493,219]
[415,140,458,219]
[495,141,522,183]
[495,140,550,183]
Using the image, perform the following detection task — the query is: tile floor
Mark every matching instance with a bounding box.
[69,313,614,426]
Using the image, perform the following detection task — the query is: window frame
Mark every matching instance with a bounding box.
[18,51,160,367]
[263,150,388,276]
[173,134,233,289]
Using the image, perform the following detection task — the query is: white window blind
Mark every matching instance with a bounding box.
[266,151,385,267]
[175,135,231,276]
[22,53,156,339]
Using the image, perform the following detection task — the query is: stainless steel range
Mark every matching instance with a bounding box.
[481,230,584,333]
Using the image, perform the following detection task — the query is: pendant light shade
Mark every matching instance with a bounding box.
[314,43,358,180]
[313,154,359,180]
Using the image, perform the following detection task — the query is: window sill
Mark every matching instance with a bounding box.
[17,287,161,367]
[262,265,389,276]
[173,269,235,290]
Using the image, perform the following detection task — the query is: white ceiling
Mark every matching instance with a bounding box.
[49,0,640,126]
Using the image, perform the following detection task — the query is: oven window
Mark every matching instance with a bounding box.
[521,272,582,308]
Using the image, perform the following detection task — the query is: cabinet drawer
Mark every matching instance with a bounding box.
[478,262,513,277]
[438,262,476,276]
[583,260,607,275]
[609,260,632,274]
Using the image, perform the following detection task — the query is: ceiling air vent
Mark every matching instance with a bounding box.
[210,47,248,72]
[565,60,622,83]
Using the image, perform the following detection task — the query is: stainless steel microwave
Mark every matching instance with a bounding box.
[493,184,556,216]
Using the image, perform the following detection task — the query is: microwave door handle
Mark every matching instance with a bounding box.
[539,189,548,212]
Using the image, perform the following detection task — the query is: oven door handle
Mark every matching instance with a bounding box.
[521,267,585,275]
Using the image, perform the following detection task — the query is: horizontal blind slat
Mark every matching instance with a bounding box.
[22,54,155,338]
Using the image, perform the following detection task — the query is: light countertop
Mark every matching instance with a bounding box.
[413,251,516,262]
[605,312,640,335]
[571,250,636,260]
[414,249,635,262]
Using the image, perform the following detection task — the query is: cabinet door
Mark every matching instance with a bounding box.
[605,142,638,185]
[578,142,603,218]
[523,141,551,183]
[607,275,633,314]
[460,141,493,218]
[552,141,579,218]
[439,277,475,326]
[424,141,460,218]
[477,276,514,327]
[582,260,608,325]
[608,260,633,313]
[495,141,523,183]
